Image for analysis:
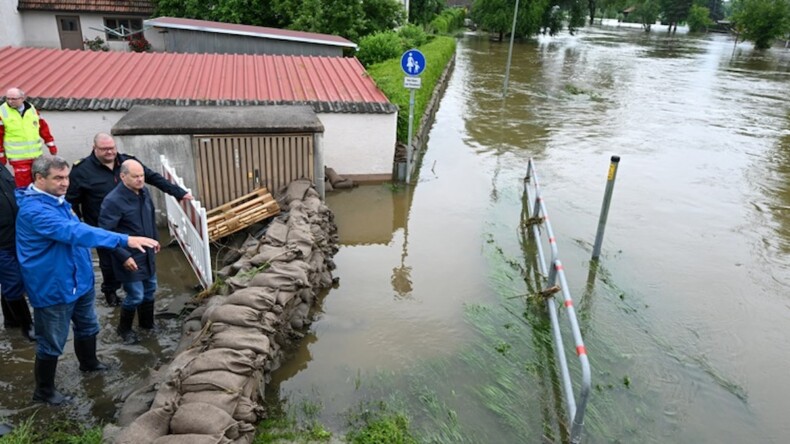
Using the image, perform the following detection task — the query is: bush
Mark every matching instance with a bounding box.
[357,31,402,66]
[397,23,428,49]
[83,36,109,51]
[127,35,151,52]
[429,7,466,34]
[687,5,714,32]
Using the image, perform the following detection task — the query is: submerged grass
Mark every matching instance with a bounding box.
[0,416,101,444]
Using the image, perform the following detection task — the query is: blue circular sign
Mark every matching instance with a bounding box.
[401,49,426,76]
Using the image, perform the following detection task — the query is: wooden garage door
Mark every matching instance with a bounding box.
[193,134,314,210]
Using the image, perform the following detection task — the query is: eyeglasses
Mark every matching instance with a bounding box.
[95,146,116,153]
[6,96,23,100]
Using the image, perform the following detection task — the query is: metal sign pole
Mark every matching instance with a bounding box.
[591,155,620,260]
[503,0,521,97]
[406,88,416,183]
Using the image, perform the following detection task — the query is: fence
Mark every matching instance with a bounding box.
[161,155,213,290]
[522,158,591,443]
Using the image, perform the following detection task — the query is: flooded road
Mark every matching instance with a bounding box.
[270,26,790,443]
[0,24,788,443]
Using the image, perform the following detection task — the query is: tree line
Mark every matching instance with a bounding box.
[154,0,790,52]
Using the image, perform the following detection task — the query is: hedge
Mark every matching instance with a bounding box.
[366,36,456,143]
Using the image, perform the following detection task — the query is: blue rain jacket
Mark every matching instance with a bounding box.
[15,187,128,308]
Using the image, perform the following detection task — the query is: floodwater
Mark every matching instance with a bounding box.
[0,229,198,428]
[1,23,788,444]
[269,25,790,443]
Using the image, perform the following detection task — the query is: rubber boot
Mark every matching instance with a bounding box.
[117,308,139,344]
[1,296,20,328]
[7,299,34,342]
[104,291,122,307]
[74,335,109,372]
[32,356,70,405]
[137,300,155,330]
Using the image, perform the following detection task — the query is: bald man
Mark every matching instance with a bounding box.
[0,87,58,187]
[98,159,161,344]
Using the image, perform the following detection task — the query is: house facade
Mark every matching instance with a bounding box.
[1,0,154,50]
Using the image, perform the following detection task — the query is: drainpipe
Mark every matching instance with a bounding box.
[314,132,325,200]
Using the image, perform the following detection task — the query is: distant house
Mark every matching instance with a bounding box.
[144,17,357,57]
[0,46,398,181]
[0,0,154,50]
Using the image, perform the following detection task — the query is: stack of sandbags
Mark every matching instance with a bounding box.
[324,166,354,191]
[110,180,337,444]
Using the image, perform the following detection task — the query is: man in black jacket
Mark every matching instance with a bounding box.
[0,165,34,341]
[66,133,191,307]
[98,159,160,344]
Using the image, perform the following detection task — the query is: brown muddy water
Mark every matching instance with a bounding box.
[2,23,789,443]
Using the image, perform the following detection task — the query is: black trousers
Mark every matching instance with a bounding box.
[97,248,121,295]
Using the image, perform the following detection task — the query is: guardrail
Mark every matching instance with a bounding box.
[161,155,213,289]
[522,158,591,443]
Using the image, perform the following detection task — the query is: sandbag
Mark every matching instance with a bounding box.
[169,402,239,438]
[224,287,277,312]
[180,348,262,377]
[206,324,272,355]
[264,219,289,246]
[248,261,310,290]
[180,370,249,393]
[232,396,264,423]
[114,404,175,444]
[206,304,265,329]
[249,244,301,266]
[180,390,241,416]
[151,434,230,444]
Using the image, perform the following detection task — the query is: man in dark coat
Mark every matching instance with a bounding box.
[99,159,161,344]
[66,132,191,307]
[0,164,33,341]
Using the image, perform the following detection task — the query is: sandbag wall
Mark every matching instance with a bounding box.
[112,180,338,444]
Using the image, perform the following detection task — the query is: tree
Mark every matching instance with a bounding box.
[360,0,407,36]
[732,0,790,49]
[687,4,714,31]
[471,0,512,41]
[410,0,445,25]
[634,0,660,31]
[660,0,693,32]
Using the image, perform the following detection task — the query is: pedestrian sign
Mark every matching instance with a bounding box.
[401,49,426,76]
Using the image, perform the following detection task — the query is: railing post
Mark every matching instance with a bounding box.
[592,155,620,260]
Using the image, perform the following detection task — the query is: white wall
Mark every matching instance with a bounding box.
[318,112,397,177]
[38,110,127,163]
[20,12,135,50]
[19,11,59,48]
[42,110,397,178]
[0,0,24,47]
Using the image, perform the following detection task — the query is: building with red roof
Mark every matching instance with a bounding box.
[0,45,398,179]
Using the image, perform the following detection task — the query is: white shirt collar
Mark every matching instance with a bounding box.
[30,184,66,205]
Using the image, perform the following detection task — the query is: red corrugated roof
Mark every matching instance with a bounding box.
[0,46,394,114]
[147,17,357,49]
[17,0,154,14]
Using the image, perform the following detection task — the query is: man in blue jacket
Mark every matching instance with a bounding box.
[99,159,159,344]
[16,156,159,405]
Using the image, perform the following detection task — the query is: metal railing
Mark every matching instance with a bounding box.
[522,158,591,443]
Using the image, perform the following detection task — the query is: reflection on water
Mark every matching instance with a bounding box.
[271,25,790,444]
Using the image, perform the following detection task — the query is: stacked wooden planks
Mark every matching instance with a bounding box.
[206,187,280,241]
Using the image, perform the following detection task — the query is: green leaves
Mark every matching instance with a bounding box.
[732,0,790,49]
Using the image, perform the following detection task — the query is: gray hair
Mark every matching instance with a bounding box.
[119,159,141,175]
[32,155,70,180]
[93,132,113,146]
